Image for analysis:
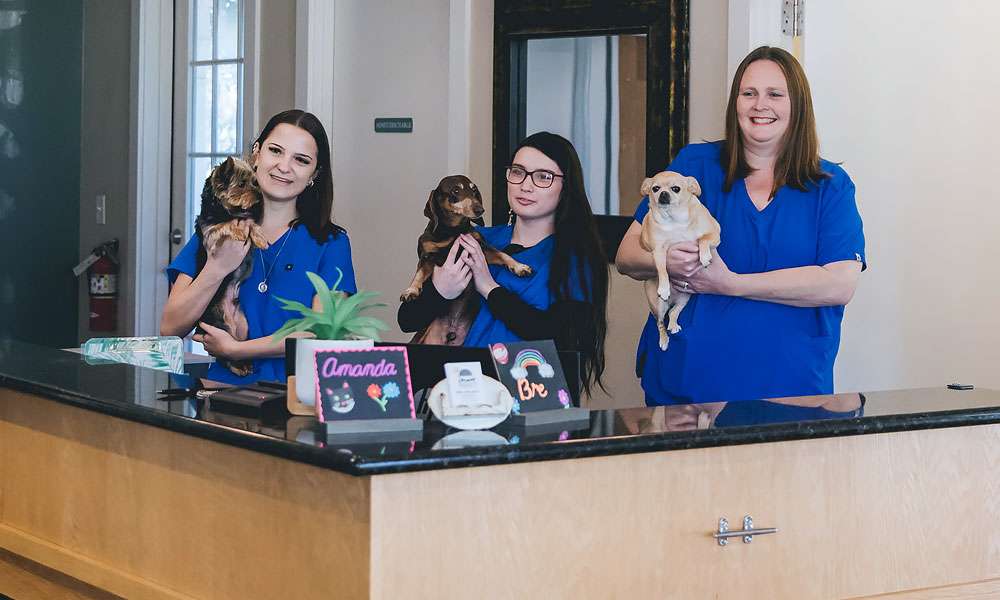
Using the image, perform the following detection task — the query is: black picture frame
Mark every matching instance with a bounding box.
[492,0,690,260]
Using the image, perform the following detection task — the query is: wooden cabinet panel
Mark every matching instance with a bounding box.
[0,391,372,600]
[3,386,997,599]
[371,425,1000,599]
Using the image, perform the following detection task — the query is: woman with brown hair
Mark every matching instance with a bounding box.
[616,46,866,405]
[161,110,356,384]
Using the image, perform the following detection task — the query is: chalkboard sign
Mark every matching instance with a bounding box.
[489,340,572,414]
[314,347,416,422]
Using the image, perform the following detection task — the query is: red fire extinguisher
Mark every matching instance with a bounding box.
[87,240,120,332]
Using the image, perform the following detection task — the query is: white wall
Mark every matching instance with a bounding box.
[258,0,297,131]
[78,0,131,342]
[689,2,728,145]
[332,0,477,342]
[803,1,1000,392]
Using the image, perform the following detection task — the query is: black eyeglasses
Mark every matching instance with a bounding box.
[505,165,564,188]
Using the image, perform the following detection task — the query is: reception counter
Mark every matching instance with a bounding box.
[1,340,998,599]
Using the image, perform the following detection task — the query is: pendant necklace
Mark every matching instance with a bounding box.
[257,227,292,294]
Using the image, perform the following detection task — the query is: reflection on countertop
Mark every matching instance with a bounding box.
[1,339,999,476]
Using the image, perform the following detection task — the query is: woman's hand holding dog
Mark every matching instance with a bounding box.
[666,241,704,278]
[192,321,244,360]
[204,220,253,278]
[669,243,736,296]
[431,240,473,299]
[457,234,500,298]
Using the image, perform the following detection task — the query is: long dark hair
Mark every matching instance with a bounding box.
[722,46,828,197]
[514,132,609,395]
[252,109,344,242]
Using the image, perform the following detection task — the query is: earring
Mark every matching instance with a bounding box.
[507,209,515,226]
[307,179,314,187]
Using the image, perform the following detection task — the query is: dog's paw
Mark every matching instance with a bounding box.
[668,323,682,335]
[400,288,420,303]
[658,335,670,351]
[511,263,533,277]
[700,256,712,268]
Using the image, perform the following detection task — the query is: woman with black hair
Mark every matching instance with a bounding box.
[398,131,609,396]
[161,109,356,384]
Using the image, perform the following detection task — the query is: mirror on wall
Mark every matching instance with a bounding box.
[493,0,689,259]
[521,34,647,218]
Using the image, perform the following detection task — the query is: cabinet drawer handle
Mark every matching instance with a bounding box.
[713,516,777,546]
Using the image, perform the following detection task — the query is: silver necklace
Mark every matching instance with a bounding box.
[257,227,292,293]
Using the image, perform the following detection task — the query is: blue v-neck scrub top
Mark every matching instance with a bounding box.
[167,224,357,384]
[462,224,588,347]
[633,142,866,405]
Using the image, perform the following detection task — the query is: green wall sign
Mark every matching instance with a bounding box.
[374,118,413,133]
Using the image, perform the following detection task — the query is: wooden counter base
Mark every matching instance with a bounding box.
[0,390,370,599]
[2,389,998,599]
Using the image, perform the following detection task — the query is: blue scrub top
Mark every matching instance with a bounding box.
[167,223,357,384]
[633,142,866,405]
[463,225,587,348]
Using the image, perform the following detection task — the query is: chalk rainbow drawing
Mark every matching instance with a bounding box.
[510,348,555,380]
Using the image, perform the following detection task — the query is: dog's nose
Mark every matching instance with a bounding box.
[658,191,671,205]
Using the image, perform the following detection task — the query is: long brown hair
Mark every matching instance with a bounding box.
[722,46,827,196]
[514,132,609,396]
[252,109,343,242]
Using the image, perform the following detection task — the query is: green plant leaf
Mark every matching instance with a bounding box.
[273,270,389,340]
[306,272,336,318]
[329,267,345,292]
[271,295,321,318]
[332,292,382,328]
[271,315,322,342]
[344,316,389,329]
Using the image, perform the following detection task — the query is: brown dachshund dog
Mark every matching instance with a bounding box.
[194,157,269,376]
[401,175,532,345]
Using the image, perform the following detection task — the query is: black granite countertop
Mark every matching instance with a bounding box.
[1,339,999,476]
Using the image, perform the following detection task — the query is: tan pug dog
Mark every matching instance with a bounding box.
[639,171,721,350]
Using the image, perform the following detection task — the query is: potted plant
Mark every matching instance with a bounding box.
[271,268,388,412]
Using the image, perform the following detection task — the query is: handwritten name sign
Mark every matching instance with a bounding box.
[490,340,572,414]
[319,356,398,378]
[314,347,415,422]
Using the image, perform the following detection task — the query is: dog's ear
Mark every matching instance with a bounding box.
[640,177,654,198]
[210,158,231,195]
[686,176,702,197]
[472,184,485,227]
[424,188,441,231]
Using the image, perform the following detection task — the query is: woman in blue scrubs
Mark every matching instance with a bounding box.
[398,132,610,395]
[160,110,356,384]
[616,46,866,405]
